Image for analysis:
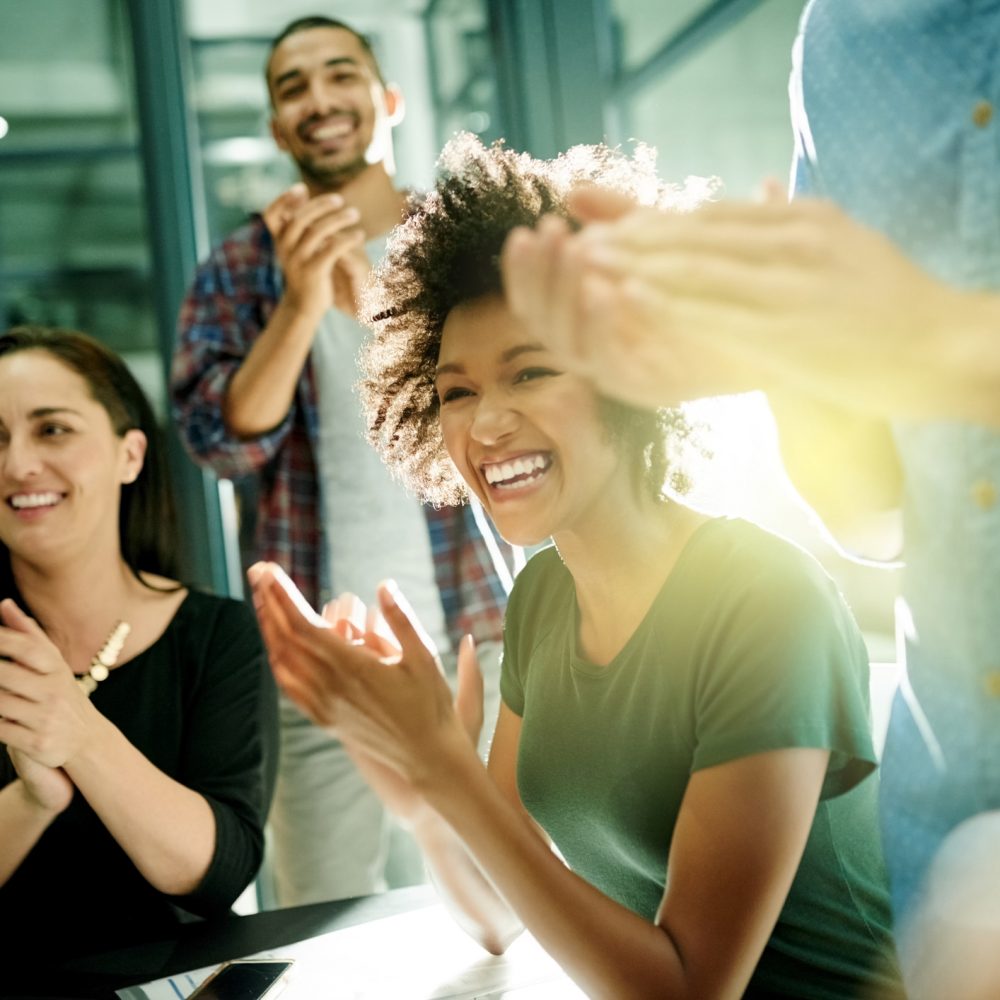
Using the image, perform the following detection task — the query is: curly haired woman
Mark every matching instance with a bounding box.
[249,134,903,1000]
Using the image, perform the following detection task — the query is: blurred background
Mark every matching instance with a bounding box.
[0,0,899,668]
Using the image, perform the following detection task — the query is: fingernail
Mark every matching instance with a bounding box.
[504,228,530,250]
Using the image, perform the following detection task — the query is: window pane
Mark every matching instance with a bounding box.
[617,0,805,197]
[189,33,290,241]
[426,0,499,148]
[0,0,158,403]
[610,0,707,73]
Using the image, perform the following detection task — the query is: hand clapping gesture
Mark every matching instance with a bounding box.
[0,599,96,814]
[263,183,371,320]
[248,563,484,825]
[501,184,960,417]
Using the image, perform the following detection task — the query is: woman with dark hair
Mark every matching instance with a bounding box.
[249,136,903,999]
[0,326,278,964]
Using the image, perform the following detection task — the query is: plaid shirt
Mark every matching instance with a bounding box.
[171,215,510,649]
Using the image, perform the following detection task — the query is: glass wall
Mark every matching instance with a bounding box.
[0,0,161,405]
[424,0,500,151]
[609,0,804,197]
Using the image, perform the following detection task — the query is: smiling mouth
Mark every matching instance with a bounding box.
[482,453,552,491]
[8,491,63,511]
[302,115,357,144]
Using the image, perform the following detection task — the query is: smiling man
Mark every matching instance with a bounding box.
[267,19,397,190]
[170,16,511,907]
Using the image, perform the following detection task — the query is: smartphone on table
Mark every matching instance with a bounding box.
[188,959,294,1000]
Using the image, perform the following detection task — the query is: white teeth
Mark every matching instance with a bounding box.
[483,453,551,487]
[10,492,61,509]
[313,121,352,140]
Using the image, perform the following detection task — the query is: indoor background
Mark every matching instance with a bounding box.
[0,0,899,674]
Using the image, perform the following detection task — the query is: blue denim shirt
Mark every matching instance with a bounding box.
[790,0,1000,924]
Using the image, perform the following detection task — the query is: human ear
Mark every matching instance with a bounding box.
[120,429,147,485]
[384,84,405,127]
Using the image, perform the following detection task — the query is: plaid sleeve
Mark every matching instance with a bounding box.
[428,502,513,651]
[170,220,293,481]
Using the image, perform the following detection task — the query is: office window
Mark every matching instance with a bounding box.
[611,0,804,197]
[425,0,499,151]
[0,0,158,402]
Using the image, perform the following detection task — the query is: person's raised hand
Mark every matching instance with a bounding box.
[501,198,746,408]
[263,183,366,321]
[453,634,484,750]
[247,564,480,820]
[0,599,100,771]
[246,562,338,724]
[331,243,372,320]
[508,177,958,415]
[501,214,593,379]
[566,183,637,223]
[320,592,401,658]
[574,195,956,413]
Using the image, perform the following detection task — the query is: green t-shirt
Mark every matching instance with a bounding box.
[500,517,902,1000]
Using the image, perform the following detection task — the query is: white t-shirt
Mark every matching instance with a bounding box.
[310,236,450,656]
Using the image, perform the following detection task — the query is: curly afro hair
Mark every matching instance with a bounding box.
[359,132,713,506]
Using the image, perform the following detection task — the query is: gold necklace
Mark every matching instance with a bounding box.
[77,621,131,696]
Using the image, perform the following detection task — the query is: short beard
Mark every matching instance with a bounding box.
[297,152,369,190]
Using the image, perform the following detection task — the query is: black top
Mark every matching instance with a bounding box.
[0,591,278,969]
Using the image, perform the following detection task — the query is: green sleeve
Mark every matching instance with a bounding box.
[689,547,876,799]
[498,547,565,717]
[499,566,531,717]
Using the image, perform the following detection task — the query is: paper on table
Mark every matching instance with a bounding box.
[116,965,213,1000]
[116,904,585,999]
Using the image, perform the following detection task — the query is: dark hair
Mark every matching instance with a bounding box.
[0,326,179,594]
[267,15,385,89]
[359,133,711,506]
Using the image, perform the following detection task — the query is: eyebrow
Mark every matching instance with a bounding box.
[31,407,84,419]
[0,406,83,430]
[435,342,547,377]
[273,56,361,91]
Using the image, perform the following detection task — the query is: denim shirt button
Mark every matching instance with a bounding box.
[971,478,997,510]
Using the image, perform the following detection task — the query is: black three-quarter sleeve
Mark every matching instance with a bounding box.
[171,596,279,916]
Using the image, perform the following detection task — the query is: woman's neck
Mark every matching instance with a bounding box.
[555,496,705,666]
[10,551,141,672]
